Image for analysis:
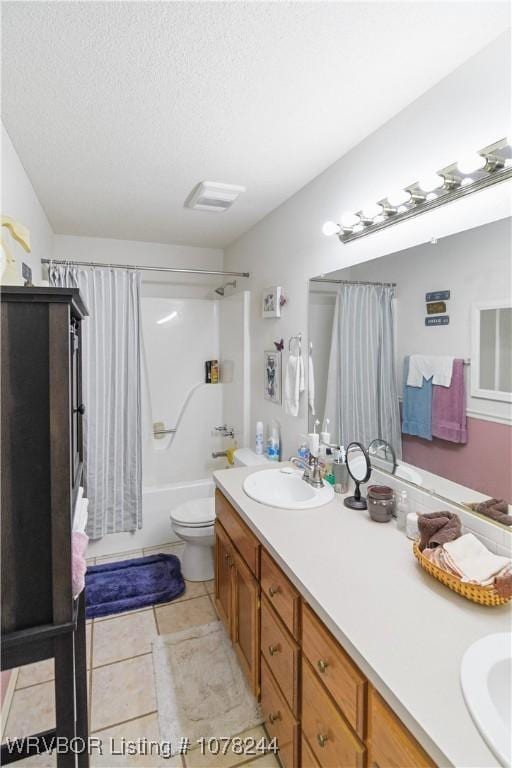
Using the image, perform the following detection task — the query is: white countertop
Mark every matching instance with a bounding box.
[213,464,512,768]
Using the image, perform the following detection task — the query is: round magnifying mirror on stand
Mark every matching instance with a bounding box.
[344,442,372,510]
[368,438,397,475]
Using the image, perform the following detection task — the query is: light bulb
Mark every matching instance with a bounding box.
[322,221,340,237]
[387,190,411,207]
[341,212,360,228]
[457,153,486,175]
[361,203,382,220]
[418,173,444,193]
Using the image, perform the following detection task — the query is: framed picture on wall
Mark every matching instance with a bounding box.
[264,350,281,404]
[262,286,282,318]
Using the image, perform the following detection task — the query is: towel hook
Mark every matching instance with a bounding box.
[288,332,302,353]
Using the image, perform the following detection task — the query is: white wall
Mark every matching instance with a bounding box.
[1,122,54,283]
[53,234,224,298]
[224,33,511,459]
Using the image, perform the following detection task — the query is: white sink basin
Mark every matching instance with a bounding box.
[461,632,512,767]
[243,468,334,509]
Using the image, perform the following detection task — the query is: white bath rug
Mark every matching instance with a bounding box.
[152,621,263,755]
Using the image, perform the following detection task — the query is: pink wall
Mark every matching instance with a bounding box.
[402,417,512,503]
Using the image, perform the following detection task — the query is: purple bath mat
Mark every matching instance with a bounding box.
[85,554,185,619]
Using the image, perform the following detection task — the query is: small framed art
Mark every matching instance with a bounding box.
[264,350,281,403]
[262,286,282,318]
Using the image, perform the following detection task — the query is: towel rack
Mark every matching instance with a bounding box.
[289,332,302,353]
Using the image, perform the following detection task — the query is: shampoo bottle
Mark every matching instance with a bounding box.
[255,421,264,455]
[267,420,281,461]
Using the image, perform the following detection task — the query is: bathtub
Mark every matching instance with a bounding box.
[87,477,214,559]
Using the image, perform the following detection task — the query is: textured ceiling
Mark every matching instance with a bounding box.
[1,2,509,248]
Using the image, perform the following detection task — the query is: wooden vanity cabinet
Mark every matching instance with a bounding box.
[214,521,234,633]
[367,687,436,768]
[214,490,437,768]
[214,496,260,697]
[232,547,260,695]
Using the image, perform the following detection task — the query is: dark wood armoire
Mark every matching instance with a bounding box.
[1,286,89,767]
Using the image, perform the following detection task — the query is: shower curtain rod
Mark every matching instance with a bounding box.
[311,277,396,287]
[42,258,250,278]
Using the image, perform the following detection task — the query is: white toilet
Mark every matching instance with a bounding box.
[170,449,268,581]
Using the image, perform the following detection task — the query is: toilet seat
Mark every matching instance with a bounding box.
[170,497,215,528]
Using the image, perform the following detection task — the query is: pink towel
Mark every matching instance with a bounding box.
[432,359,467,443]
[72,531,89,598]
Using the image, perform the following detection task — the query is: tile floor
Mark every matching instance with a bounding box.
[2,544,279,768]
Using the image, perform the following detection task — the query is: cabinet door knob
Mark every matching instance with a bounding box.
[224,553,229,560]
[317,659,329,673]
[268,586,280,597]
[268,644,280,656]
[268,711,281,724]
[74,403,86,415]
[317,734,329,748]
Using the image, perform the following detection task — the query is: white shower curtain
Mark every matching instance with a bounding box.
[50,263,143,538]
[324,283,401,456]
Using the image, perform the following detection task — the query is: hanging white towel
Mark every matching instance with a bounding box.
[407,354,454,388]
[308,353,315,416]
[285,353,305,417]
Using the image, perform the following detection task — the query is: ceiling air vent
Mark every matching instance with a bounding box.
[185,181,246,212]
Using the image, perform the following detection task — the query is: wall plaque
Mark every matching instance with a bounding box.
[426,301,447,314]
[425,290,450,302]
[425,315,449,326]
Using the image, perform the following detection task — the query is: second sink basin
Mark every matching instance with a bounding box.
[243,468,334,509]
[460,632,512,767]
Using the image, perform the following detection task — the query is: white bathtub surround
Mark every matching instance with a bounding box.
[50,263,143,538]
[141,296,224,487]
[214,463,511,768]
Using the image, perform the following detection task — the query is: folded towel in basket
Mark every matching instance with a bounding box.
[418,511,462,551]
[443,533,511,586]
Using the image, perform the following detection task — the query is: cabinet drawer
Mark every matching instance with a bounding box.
[368,687,436,768]
[302,602,366,739]
[261,596,300,716]
[302,734,321,768]
[261,549,300,639]
[302,658,365,768]
[215,490,260,577]
[261,657,299,768]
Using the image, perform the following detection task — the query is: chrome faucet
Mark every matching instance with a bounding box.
[289,454,323,489]
[215,424,235,438]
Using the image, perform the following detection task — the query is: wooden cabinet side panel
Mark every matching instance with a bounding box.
[232,548,260,697]
[367,687,437,768]
[214,522,233,636]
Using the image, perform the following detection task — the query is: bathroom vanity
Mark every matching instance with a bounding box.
[213,464,511,768]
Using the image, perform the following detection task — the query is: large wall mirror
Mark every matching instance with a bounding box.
[308,217,512,529]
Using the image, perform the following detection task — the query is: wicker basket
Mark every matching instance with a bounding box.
[412,541,511,607]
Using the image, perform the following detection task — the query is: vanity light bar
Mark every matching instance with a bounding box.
[323,138,512,244]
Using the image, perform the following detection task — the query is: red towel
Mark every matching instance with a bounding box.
[432,359,467,443]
